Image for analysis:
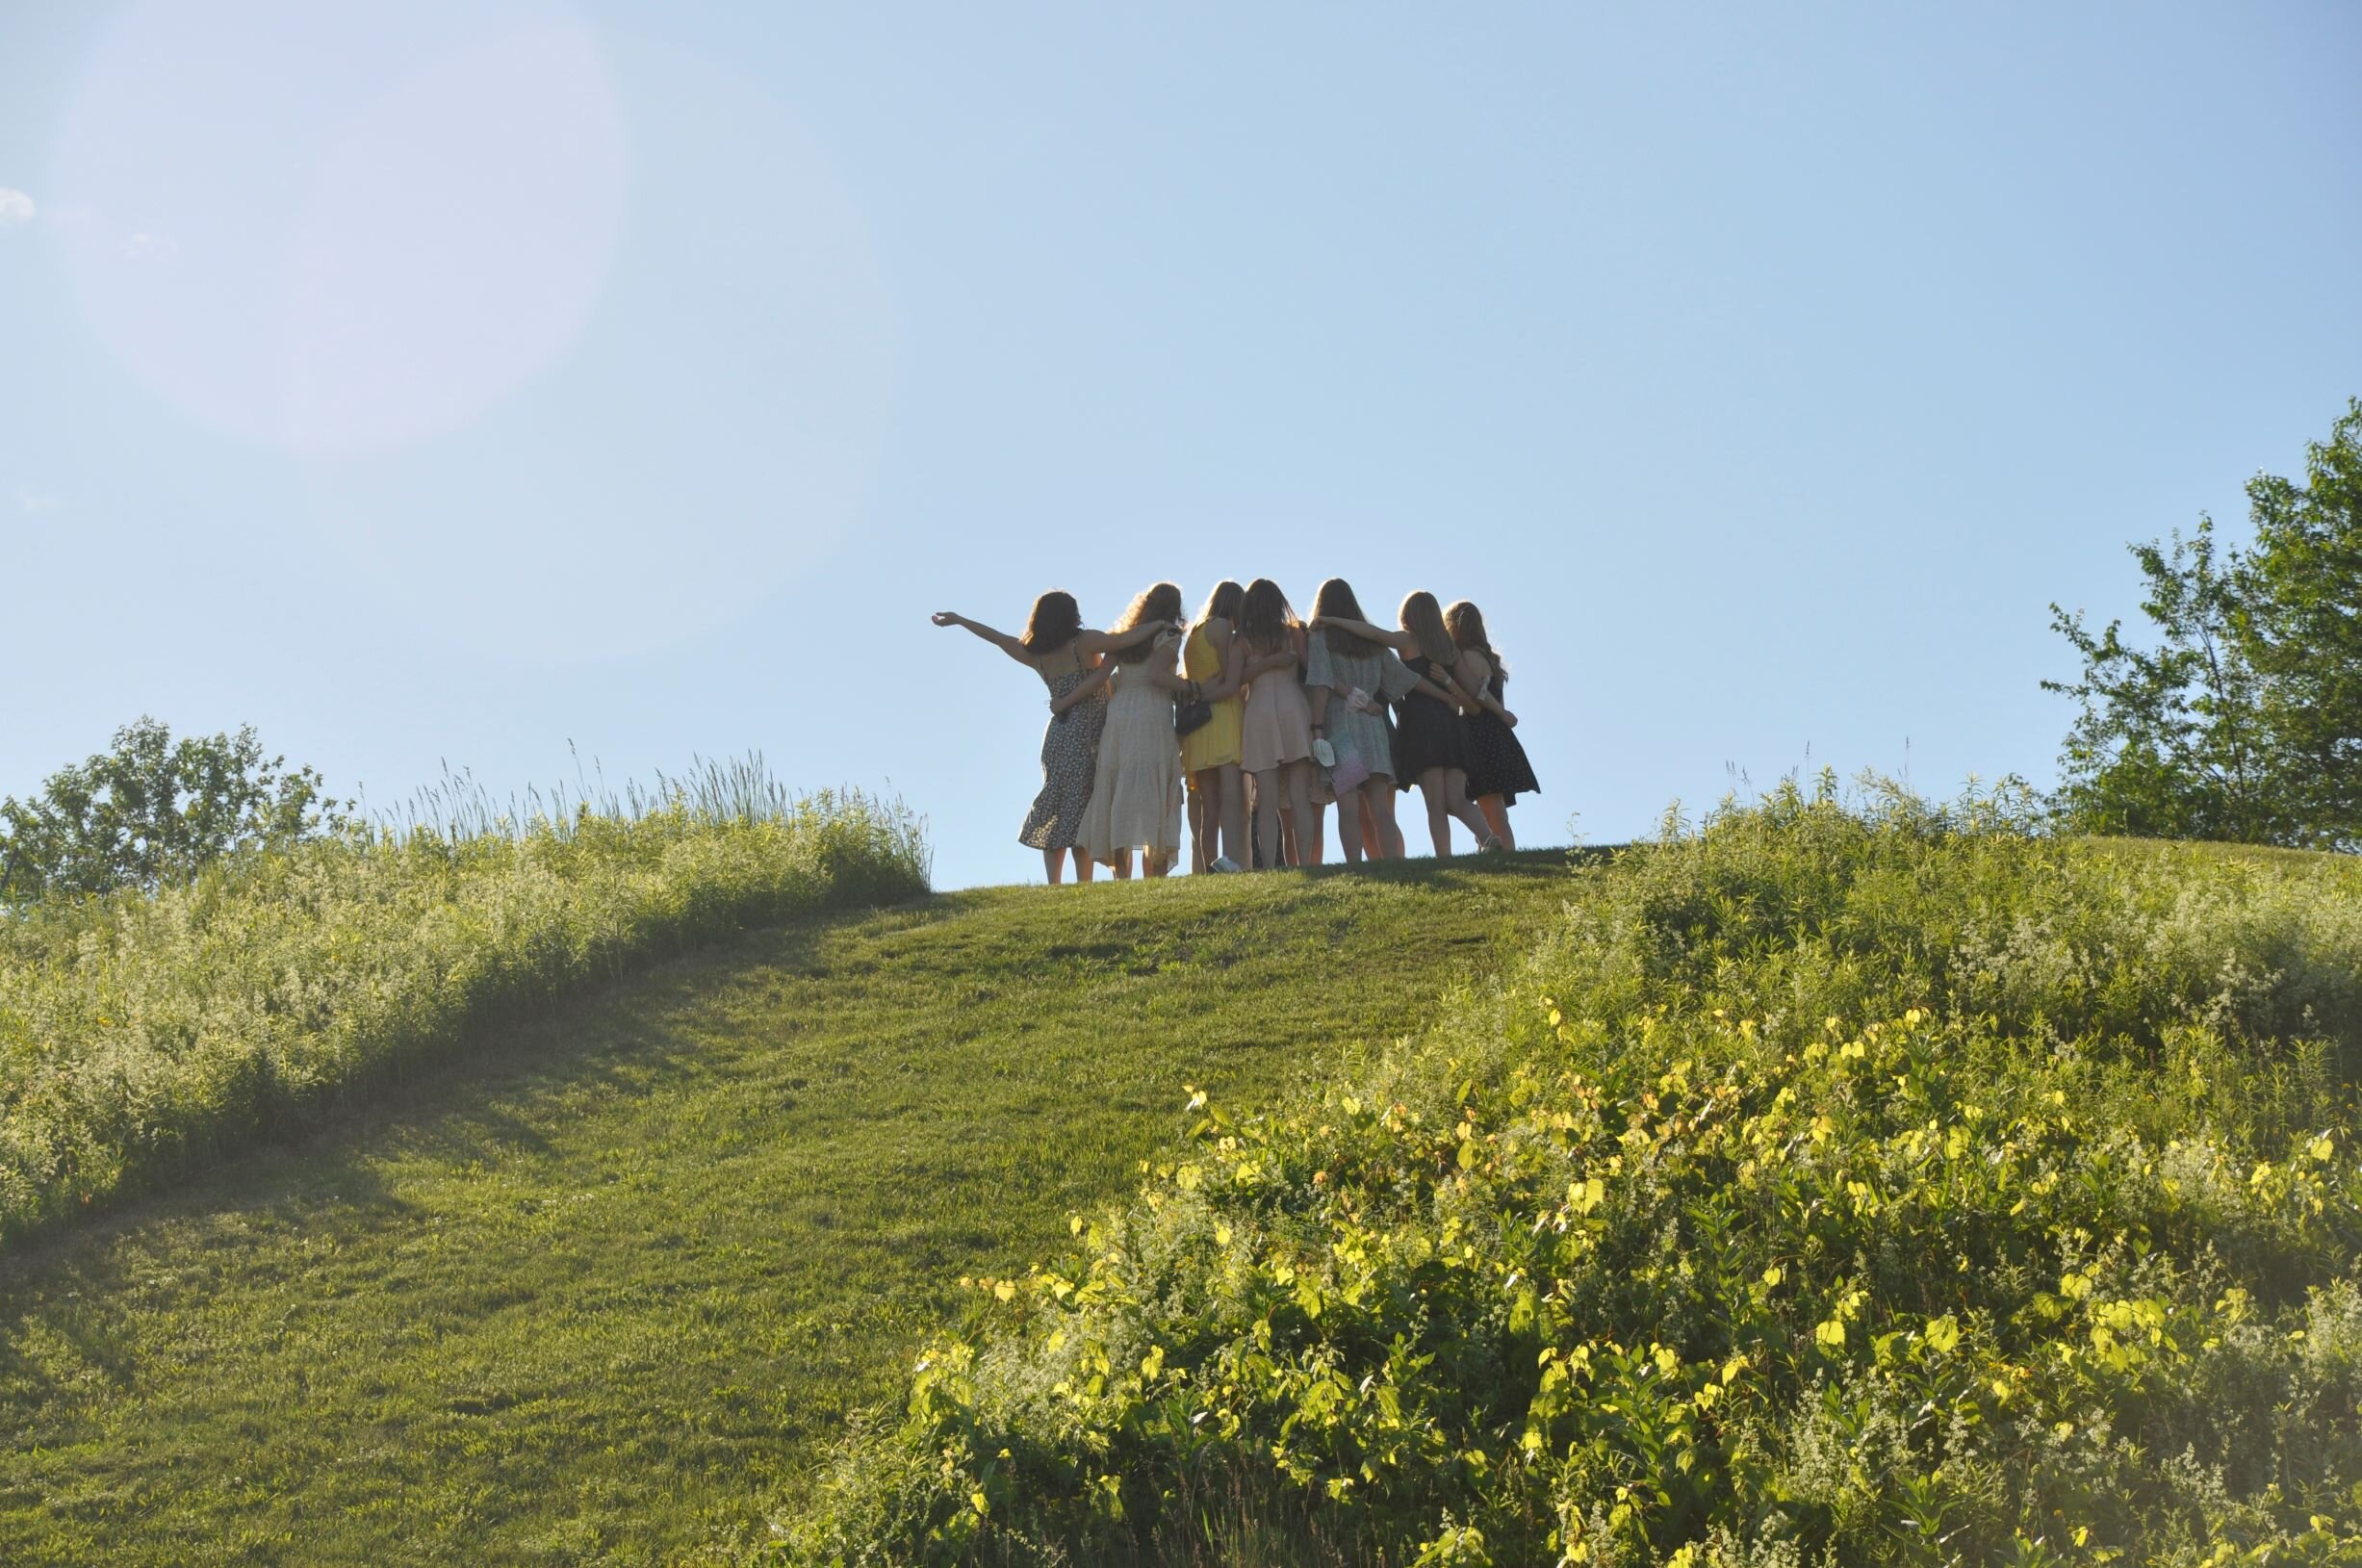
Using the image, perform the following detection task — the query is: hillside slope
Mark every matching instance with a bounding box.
[785,795,2362,1566]
[0,854,1579,1567]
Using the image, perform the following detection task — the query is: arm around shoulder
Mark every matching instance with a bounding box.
[1308,614,1412,653]
[1201,621,1250,701]
[1076,619,1169,657]
[1050,661,1113,714]
[1146,635,1195,694]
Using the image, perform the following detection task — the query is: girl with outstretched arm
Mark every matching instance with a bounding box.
[932,594,1168,883]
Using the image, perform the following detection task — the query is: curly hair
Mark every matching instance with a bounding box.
[1113,581,1184,662]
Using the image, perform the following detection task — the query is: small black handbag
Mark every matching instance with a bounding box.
[1173,690,1215,736]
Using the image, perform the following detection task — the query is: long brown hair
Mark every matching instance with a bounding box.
[1022,590,1083,655]
[1113,581,1183,662]
[1399,590,1457,669]
[1194,579,1245,630]
[1444,600,1504,680]
[1311,578,1377,658]
[1239,578,1298,655]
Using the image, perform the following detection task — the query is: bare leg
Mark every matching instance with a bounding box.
[1218,764,1246,866]
[1477,795,1514,850]
[1416,768,1451,857]
[1188,772,1214,874]
[1246,769,1266,868]
[1306,800,1326,866]
[1074,847,1097,883]
[1146,850,1172,878]
[1284,760,1314,867]
[1043,846,1066,885]
[1341,798,1379,868]
[1253,768,1284,870]
[1442,770,1492,845]
[1365,781,1405,859]
[1111,848,1136,880]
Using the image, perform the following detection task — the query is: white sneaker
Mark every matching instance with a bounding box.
[1209,855,1243,874]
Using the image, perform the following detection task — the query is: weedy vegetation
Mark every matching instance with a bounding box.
[0,854,1574,1566]
[780,778,2362,1565]
[0,754,929,1246]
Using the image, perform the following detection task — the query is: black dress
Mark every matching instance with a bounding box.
[1019,664,1107,850]
[1461,669,1540,806]
[1392,655,1469,780]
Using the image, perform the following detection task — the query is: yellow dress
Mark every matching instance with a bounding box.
[1179,620,1245,773]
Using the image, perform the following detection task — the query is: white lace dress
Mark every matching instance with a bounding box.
[1078,633,1183,860]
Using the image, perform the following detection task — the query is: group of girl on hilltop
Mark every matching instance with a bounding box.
[933,578,1539,883]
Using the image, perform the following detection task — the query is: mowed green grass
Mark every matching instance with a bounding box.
[0,852,1579,1566]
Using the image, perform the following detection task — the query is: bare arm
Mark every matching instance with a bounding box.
[1424,661,1484,714]
[1049,660,1112,715]
[1074,619,1168,657]
[932,611,1033,667]
[1144,636,1193,694]
[1242,648,1297,679]
[1455,649,1515,722]
[1307,613,1415,654]
[1197,621,1249,702]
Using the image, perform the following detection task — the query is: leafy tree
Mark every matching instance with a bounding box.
[2043,519,2278,841]
[2046,399,2362,849]
[2240,402,2362,842]
[0,718,347,902]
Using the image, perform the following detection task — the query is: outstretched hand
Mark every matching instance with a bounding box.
[931,611,961,628]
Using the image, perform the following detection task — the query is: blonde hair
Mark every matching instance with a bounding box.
[1113,581,1183,662]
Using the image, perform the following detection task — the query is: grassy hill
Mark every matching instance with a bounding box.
[783,787,2362,1566]
[14,787,2362,1568]
[0,853,1579,1566]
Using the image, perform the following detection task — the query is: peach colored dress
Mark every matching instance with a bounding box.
[1240,632,1313,774]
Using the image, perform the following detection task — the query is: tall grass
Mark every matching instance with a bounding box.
[374,747,832,843]
[0,758,928,1248]
[777,777,2362,1565]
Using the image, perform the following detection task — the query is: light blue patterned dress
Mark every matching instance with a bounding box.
[1304,633,1421,784]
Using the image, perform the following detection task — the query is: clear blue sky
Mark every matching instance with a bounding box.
[4,1,2358,889]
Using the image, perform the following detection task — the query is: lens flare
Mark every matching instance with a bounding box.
[57,0,627,457]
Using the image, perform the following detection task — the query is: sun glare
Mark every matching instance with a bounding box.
[57,0,627,458]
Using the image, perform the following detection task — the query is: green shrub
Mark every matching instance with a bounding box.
[0,779,928,1247]
[780,778,2362,1565]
